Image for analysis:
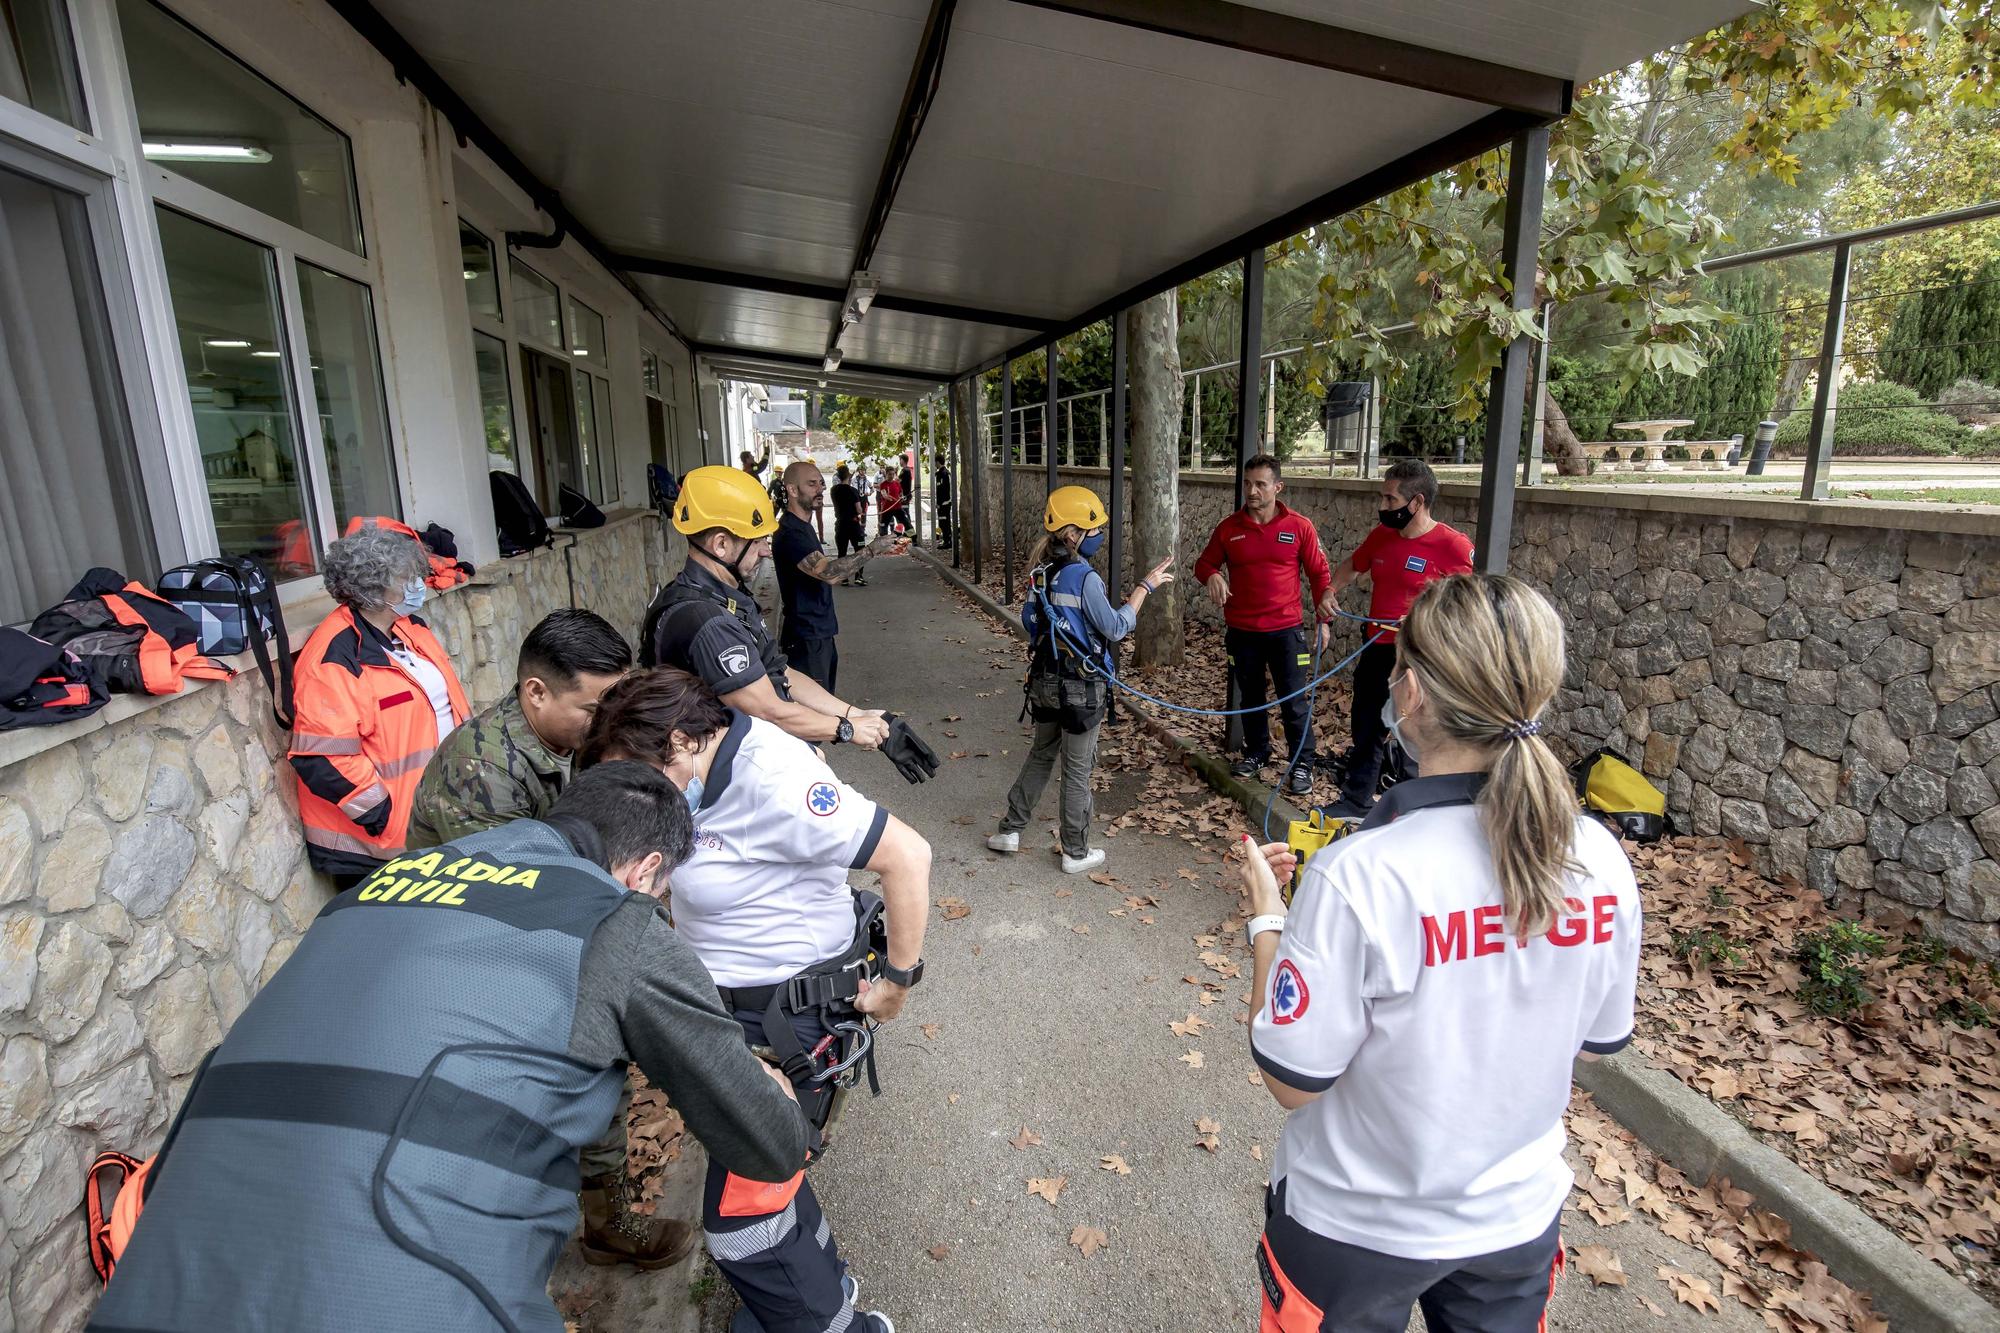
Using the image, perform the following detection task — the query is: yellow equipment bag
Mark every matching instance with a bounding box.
[1572,748,1669,843]
[1282,808,1357,904]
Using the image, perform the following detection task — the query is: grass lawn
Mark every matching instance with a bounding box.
[1831,486,2000,505]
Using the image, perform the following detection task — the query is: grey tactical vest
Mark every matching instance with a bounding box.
[89,823,628,1333]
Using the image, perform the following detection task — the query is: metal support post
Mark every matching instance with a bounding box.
[1474,126,1548,574]
[1045,339,1060,492]
[1235,247,1265,508]
[1523,300,1553,487]
[1266,357,1277,444]
[1109,312,1127,588]
[1002,360,1016,604]
[1801,242,1852,502]
[914,399,927,543]
[949,386,962,568]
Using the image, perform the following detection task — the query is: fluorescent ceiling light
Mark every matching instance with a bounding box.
[205,339,251,348]
[143,139,273,164]
[251,350,282,359]
[842,271,881,326]
[823,348,843,373]
[463,270,478,280]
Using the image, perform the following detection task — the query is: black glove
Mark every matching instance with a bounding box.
[880,713,941,784]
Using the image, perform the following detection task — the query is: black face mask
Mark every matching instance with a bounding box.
[1378,502,1416,531]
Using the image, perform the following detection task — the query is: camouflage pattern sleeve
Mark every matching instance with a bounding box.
[406,742,535,849]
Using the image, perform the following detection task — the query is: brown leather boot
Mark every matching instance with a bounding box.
[578,1173,699,1270]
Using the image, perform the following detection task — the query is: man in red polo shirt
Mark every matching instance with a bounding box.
[1325,458,1475,817]
[1192,454,1334,797]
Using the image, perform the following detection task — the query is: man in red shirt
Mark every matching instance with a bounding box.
[1192,454,1335,797]
[1324,458,1475,817]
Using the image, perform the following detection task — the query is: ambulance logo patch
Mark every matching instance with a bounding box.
[806,782,842,816]
[1404,555,1428,573]
[1270,959,1310,1025]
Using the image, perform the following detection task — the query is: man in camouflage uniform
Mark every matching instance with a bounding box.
[409,609,630,845]
[408,610,701,1269]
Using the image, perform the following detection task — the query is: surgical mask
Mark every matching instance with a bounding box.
[1378,502,1416,531]
[1077,531,1105,557]
[393,579,427,616]
[682,775,704,812]
[1382,672,1420,762]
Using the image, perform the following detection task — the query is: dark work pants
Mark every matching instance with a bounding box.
[1259,1183,1562,1333]
[1226,624,1315,767]
[1343,640,1399,803]
[706,1007,849,1333]
[936,502,953,545]
[781,634,838,693]
[835,521,864,557]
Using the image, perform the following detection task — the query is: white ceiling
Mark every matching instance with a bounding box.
[373,0,1754,389]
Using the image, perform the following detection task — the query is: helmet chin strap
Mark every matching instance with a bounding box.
[715,535,756,587]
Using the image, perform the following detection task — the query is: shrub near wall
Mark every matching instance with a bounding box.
[989,467,2000,958]
[0,511,676,1333]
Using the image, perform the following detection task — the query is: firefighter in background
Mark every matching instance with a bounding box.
[579,669,931,1333]
[988,486,1173,875]
[288,527,469,890]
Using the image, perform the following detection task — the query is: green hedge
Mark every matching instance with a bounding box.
[1770,380,1974,457]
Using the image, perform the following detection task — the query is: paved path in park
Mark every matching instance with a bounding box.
[571,553,1789,1332]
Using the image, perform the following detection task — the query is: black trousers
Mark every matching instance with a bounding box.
[834,521,864,557]
[782,634,838,693]
[936,502,954,545]
[1226,623,1315,766]
[1343,640,1398,802]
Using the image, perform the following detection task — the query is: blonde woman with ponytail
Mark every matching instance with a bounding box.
[1238,573,1641,1333]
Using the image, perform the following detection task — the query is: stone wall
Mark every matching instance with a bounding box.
[985,465,2000,957]
[0,510,676,1333]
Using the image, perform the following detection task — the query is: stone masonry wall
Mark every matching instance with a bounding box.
[986,466,2000,959]
[0,510,676,1333]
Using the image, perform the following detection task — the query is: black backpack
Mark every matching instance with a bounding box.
[155,555,295,728]
[0,627,108,731]
[559,482,607,529]
[490,470,554,556]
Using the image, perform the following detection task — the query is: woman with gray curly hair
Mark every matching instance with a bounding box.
[287,527,469,888]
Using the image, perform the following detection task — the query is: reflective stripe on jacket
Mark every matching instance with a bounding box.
[289,605,469,871]
[87,825,630,1333]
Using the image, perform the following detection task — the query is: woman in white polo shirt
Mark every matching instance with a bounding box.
[578,668,929,1333]
[1240,573,1641,1333]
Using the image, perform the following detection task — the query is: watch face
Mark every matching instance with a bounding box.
[836,718,853,743]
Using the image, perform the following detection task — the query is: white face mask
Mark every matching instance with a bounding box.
[1382,671,1420,762]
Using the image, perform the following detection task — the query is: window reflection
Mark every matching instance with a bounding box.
[461,221,499,320]
[1,0,88,129]
[511,259,561,349]
[568,296,603,362]
[474,331,516,472]
[155,207,316,576]
[297,261,397,528]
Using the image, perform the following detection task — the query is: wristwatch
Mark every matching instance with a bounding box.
[881,958,924,987]
[832,716,854,745]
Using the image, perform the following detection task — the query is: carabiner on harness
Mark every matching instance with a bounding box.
[809,1020,876,1086]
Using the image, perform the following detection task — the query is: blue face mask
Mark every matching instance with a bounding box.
[682,775,704,812]
[1077,531,1105,557]
[393,579,426,617]
[1382,671,1421,762]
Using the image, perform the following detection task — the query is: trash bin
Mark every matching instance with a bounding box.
[1745,421,1777,476]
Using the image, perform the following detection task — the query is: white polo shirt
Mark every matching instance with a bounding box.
[667,711,888,989]
[1252,772,1641,1261]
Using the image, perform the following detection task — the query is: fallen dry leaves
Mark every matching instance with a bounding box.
[1572,1243,1628,1288]
[1099,1154,1132,1176]
[1178,1050,1205,1069]
[1009,1125,1042,1151]
[936,896,971,921]
[1069,1224,1108,1258]
[1026,1174,1067,1205]
[1193,1116,1222,1152]
[619,1072,685,1217]
[1626,835,1999,1300]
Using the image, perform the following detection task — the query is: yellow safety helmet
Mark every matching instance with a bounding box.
[1044,485,1107,533]
[673,465,779,539]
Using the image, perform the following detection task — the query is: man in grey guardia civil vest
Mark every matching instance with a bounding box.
[90,762,810,1333]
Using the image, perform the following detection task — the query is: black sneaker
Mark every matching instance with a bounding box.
[1285,766,1314,797]
[1319,794,1373,822]
[1229,756,1265,779]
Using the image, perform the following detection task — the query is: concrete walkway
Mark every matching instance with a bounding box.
[574,552,1784,1332]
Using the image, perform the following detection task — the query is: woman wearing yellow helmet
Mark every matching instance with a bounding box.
[987,486,1174,874]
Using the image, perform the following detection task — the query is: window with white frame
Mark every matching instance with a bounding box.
[117,0,399,578]
[1,0,88,129]
[567,294,615,503]
[461,220,517,473]
[642,347,681,474]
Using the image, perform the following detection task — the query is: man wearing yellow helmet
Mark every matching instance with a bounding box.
[641,466,891,751]
[990,486,1173,874]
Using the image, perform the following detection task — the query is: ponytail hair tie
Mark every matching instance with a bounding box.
[1502,719,1542,741]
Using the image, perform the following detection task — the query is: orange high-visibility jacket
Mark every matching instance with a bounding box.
[288,605,469,876]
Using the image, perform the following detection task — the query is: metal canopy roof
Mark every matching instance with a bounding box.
[338,0,1751,395]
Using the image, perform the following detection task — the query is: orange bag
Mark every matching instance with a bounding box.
[85,1150,154,1285]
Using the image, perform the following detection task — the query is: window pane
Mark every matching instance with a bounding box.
[567,296,603,362]
[0,163,153,624]
[511,260,561,349]
[155,206,316,576]
[460,221,499,320]
[641,349,660,396]
[591,374,616,501]
[572,368,595,502]
[1,0,88,129]
[118,0,363,254]
[474,330,515,472]
[297,261,397,527]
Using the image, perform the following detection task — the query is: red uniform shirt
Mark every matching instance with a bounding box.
[1348,522,1475,634]
[1192,503,1332,633]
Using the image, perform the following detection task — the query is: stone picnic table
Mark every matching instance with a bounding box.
[1611,418,1696,472]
